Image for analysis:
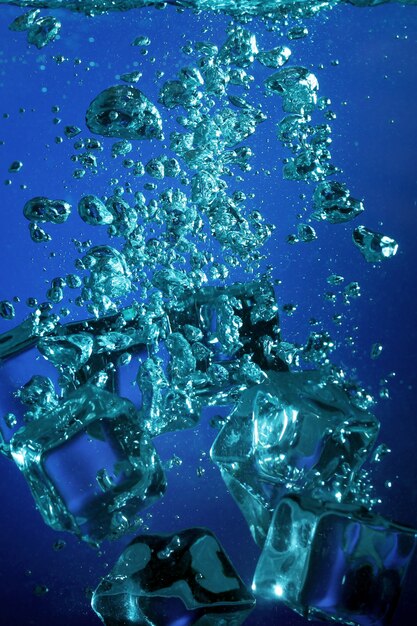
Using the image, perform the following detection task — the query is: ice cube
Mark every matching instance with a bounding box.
[253,494,417,626]
[211,370,379,544]
[251,371,379,489]
[10,385,166,544]
[91,527,255,625]
[135,279,287,437]
[169,279,287,401]
[217,464,282,547]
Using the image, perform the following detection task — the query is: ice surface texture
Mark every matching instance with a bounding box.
[253,494,417,626]
[10,385,166,543]
[211,370,379,545]
[92,527,255,626]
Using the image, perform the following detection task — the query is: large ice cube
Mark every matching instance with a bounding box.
[217,464,282,547]
[253,494,417,625]
[168,278,287,402]
[211,370,379,545]
[0,314,65,457]
[10,385,166,544]
[136,278,287,437]
[91,527,256,625]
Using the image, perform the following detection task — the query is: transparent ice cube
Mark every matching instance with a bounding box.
[253,494,417,626]
[169,278,287,402]
[136,278,287,437]
[211,370,379,544]
[217,463,282,547]
[10,385,166,544]
[251,371,379,489]
[92,527,255,625]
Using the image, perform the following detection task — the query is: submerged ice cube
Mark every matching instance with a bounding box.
[170,279,286,373]
[253,494,417,626]
[91,527,255,626]
[135,278,287,438]
[10,385,166,543]
[211,370,379,544]
[173,280,286,389]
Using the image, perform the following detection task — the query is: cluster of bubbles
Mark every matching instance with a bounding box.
[0,2,411,625]
[1,2,401,513]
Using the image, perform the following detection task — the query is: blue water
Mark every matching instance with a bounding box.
[0,3,417,625]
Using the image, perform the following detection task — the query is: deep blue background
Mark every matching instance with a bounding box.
[0,3,417,625]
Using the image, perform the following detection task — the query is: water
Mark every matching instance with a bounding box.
[0,2,417,625]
